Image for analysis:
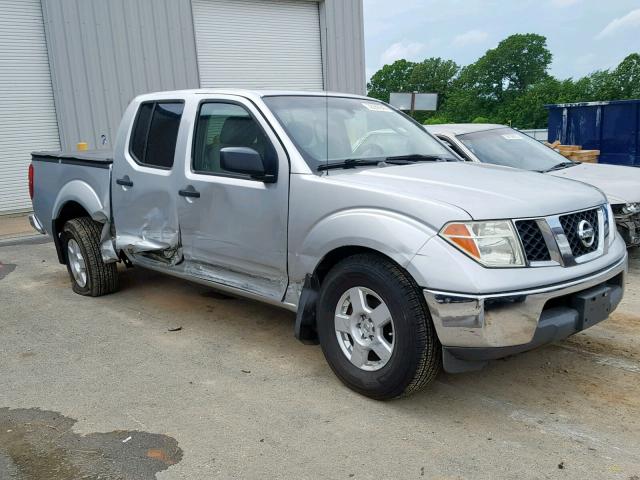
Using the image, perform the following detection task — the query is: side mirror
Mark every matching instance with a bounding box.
[220,147,275,182]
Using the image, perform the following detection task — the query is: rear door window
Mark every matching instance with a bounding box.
[130,101,184,169]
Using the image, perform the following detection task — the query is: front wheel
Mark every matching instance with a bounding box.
[317,254,441,400]
[62,217,118,296]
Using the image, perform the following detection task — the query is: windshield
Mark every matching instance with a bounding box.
[263,95,454,171]
[457,127,569,171]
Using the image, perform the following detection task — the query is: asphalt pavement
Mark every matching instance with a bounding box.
[1,237,639,479]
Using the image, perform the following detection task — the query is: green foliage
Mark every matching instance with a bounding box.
[423,116,450,125]
[409,58,460,108]
[471,34,552,100]
[367,59,416,102]
[367,33,640,129]
[367,57,459,107]
[611,53,640,98]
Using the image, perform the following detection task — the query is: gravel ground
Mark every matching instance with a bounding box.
[0,239,639,479]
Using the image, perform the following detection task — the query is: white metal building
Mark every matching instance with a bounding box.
[0,0,365,214]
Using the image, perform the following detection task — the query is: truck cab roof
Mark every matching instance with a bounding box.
[132,89,372,104]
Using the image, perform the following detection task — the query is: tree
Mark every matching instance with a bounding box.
[463,33,553,101]
[367,59,416,102]
[494,77,571,128]
[409,58,459,107]
[409,57,459,122]
[366,34,639,128]
[438,88,491,123]
[472,116,491,124]
[612,53,640,98]
[579,70,617,100]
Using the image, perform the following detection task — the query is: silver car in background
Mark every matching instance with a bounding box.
[426,124,640,246]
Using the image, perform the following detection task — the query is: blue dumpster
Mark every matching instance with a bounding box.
[546,99,640,167]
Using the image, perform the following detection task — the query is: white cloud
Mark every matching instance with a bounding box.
[379,41,427,65]
[596,8,640,39]
[452,30,488,47]
[550,0,581,7]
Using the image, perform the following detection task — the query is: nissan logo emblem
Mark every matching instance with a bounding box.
[577,220,595,248]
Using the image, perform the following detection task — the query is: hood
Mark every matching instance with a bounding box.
[547,163,640,205]
[329,162,606,220]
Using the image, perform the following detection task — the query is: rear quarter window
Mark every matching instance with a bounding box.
[129,101,184,169]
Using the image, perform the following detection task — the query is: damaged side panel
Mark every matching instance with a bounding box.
[110,97,186,264]
[113,204,182,259]
[185,260,287,300]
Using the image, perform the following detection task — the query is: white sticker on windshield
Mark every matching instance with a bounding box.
[502,134,523,140]
[362,102,392,112]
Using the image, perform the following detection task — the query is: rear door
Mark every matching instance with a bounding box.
[112,99,185,263]
[177,95,290,301]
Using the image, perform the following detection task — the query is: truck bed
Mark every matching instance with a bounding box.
[32,150,114,167]
[31,150,113,241]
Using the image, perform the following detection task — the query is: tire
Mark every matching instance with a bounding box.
[61,217,118,296]
[317,253,441,400]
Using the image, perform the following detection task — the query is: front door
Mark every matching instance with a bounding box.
[112,100,185,263]
[177,96,290,301]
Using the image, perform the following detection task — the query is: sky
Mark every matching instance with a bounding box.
[363,0,640,81]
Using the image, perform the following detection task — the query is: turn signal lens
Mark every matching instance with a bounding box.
[442,223,481,259]
[440,220,525,267]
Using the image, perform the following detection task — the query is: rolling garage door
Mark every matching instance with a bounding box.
[192,0,324,90]
[0,0,60,213]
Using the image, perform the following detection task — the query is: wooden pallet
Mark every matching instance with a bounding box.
[544,141,600,163]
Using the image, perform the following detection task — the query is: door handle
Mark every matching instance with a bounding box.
[179,186,200,198]
[116,176,133,187]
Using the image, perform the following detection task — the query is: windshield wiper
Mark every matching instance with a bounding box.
[317,154,457,171]
[317,158,384,171]
[542,161,578,173]
[384,153,456,162]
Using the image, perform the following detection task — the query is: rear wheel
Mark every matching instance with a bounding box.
[317,253,441,400]
[62,217,118,296]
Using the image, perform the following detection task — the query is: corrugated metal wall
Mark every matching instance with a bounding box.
[0,0,60,213]
[39,0,365,151]
[320,0,366,95]
[41,0,200,150]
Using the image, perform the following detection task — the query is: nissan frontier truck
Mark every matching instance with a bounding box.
[29,90,627,399]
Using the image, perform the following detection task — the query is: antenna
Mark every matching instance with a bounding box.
[324,19,329,174]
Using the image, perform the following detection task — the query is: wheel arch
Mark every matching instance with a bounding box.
[295,245,417,345]
[51,180,109,264]
[313,245,403,284]
[52,201,91,264]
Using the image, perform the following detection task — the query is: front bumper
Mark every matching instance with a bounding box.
[424,253,627,355]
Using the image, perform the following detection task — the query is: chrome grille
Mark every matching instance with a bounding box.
[559,208,600,258]
[515,220,550,263]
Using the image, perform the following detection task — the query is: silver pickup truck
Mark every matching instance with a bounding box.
[29,90,627,399]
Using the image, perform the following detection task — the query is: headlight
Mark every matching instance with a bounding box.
[440,220,525,267]
[622,203,640,215]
